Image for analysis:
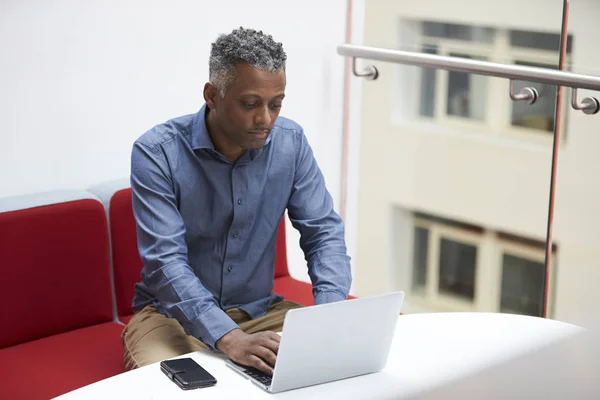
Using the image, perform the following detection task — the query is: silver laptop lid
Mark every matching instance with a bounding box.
[270,291,404,393]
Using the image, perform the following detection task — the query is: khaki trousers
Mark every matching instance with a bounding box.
[122,300,304,371]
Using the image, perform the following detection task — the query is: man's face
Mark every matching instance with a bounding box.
[211,63,286,151]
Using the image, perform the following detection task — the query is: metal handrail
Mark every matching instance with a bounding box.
[337,43,600,91]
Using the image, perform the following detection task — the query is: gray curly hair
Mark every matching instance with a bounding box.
[209,27,287,97]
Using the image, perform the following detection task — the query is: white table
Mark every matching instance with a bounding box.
[54,313,583,400]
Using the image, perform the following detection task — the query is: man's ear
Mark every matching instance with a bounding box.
[203,82,219,109]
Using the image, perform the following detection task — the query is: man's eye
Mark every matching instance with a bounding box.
[243,102,258,109]
[270,104,282,109]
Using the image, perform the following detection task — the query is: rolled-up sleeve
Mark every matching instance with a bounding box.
[130,141,238,349]
[286,130,352,304]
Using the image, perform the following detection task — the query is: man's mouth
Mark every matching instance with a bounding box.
[248,129,269,138]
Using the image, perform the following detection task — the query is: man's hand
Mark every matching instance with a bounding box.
[216,329,280,375]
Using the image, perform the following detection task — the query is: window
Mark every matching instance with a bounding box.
[412,227,429,293]
[500,254,545,316]
[423,22,494,43]
[511,61,558,133]
[446,54,487,121]
[509,30,573,53]
[409,20,573,138]
[438,238,477,300]
[418,26,490,122]
[409,212,555,317]
[418,47,437,117]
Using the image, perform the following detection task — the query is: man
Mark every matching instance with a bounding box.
[123,27,352,376]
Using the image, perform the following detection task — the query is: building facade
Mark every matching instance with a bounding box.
[353,0,600,324]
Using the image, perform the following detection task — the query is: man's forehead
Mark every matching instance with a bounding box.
[231,64,286,92]
[237,90,285,98]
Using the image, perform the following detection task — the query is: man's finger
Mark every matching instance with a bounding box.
[248,354,274,375]
[256,345,277,367]
[260,338,280,355]
[262,331,281,343]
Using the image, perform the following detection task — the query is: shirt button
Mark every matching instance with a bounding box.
[232,231,239,238]
[228,265,233,272]
[237,198,243,205]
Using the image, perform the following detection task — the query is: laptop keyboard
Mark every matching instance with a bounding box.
[232,361,273,387]
[245,368,273,386]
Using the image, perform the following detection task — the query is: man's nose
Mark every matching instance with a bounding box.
[254,105,271,126]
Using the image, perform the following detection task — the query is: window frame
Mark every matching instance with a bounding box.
[411,23,572,144]
[412,217,483,312]
[409,214,556,317]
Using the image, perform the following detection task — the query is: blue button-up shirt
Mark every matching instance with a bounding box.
[130,104,352,349]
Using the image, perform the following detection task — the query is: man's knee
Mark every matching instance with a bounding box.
[122,305,207,370]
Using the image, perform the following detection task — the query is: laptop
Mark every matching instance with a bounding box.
[226,291,404,393]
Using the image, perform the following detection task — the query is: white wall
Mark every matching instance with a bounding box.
[356,0,600,324]
[0,0,351,283]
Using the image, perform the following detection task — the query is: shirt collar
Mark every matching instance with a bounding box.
[191,104,214,150]
[191,103,275,152]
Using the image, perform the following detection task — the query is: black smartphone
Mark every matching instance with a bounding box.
[160,357,217,390]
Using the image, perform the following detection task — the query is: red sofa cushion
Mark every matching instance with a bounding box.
[274,217,289,278]
[274,276,315,306]
[274,277,357,306]
[0,199,113,349]
[0,322,125,400]
[108,189,141,317]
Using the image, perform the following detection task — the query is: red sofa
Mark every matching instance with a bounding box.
[0,182,349,399]
[0,192,125,399]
